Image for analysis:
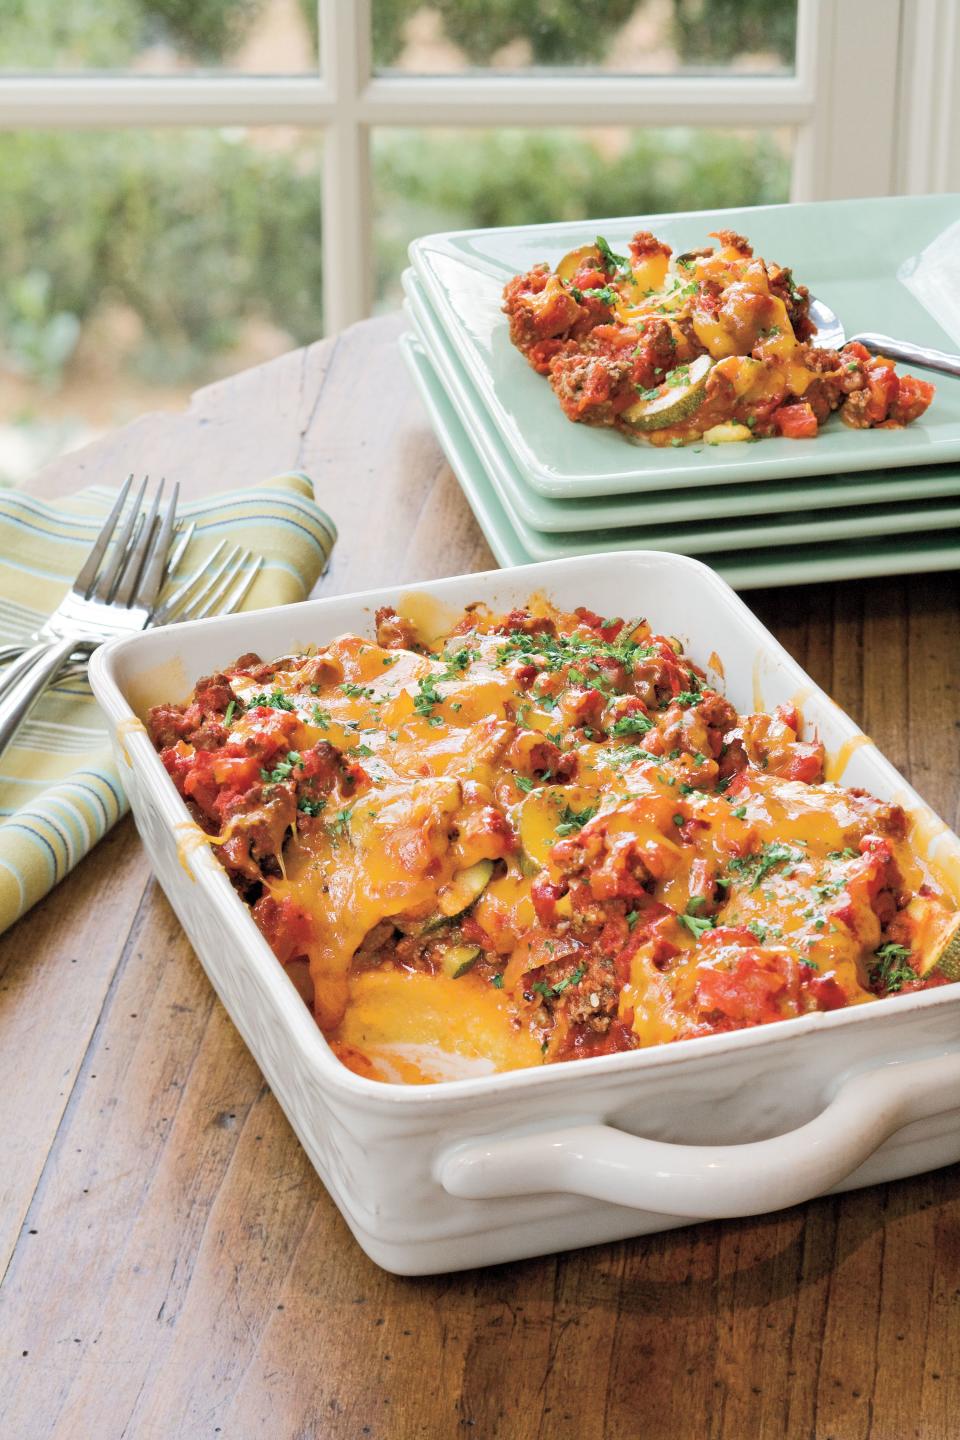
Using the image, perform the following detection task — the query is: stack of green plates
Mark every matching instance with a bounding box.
[401,195,960,588]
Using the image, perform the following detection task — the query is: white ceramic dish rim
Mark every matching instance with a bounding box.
[90,552,960,1114]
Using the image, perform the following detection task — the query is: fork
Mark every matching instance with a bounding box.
[0,475,180,754]
[0,493,264,754]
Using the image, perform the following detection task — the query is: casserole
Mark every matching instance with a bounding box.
[90,553,960,1274]
[502,226,933,444]
[409,194,960,496]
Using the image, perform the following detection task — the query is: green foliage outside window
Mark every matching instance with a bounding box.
[0,0,794,387]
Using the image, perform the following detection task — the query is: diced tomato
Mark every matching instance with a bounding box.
[864,363,899,423]
[696,952,787,1024]
[252,895,313,965]
[780,745,825,783]
[210,755,260,790]
[890,373,935,425]
[842,341,871,364]
[772,401,819,439]
[806,973,848,1010]
[528,338,568,375]
[774,703,800,733]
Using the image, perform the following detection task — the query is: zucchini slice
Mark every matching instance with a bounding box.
[555,243,602,282]
[436,859,494,919]
[919,910,960,982]
[441,944,481,980]
[621,354,713,433]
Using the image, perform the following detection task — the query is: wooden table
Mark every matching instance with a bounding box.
[2,314,958,1440]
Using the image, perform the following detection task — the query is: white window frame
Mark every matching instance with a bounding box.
[0,0,955,335]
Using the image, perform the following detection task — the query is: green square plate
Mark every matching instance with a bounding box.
[400,332,960,588]
[403,267,960,537]
[409,194,960,499]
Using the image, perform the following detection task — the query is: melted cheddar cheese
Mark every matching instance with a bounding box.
[149,600,958,1084]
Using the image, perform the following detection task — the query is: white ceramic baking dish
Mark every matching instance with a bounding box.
[89,553,960,1275]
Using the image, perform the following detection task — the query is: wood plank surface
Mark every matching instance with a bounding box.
[1,314,957,1440]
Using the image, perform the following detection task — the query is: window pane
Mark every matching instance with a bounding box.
[373,126,793,308]
[0,129,322,486]
[0,0,318,74]
[373,1,797,76]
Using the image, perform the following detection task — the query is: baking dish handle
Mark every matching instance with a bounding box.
[438,1050,960,1220]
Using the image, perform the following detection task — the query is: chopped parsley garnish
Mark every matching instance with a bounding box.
[223,700,236,727]
[555,802,598,837]
[679,912,714,940]
[672,813,685,827]
[626,910,640,931]
[674,690,701,708]
[582,286,617,306]
[747,919,768,943]
[665,364,691,388]
[595,234,630,275]
[297,795,325,816]
[311,705,331,729]
[328,807,353,841]
[339,682,373,700]
[260,751,302,784]
[495,620,651,676]
[413,673,443,722]
[731,805,747,819]
[726,842,803,890]
[515,775,534,793]
[532,963,587,1001]
[870,943,915,993]
[611,711,652,737]
[247,688,294,712]
[349,743,374,758]
[490,972,504,989]
[605,744,657,769]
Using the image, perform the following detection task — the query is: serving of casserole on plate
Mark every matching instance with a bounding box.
[410,194,960,496]
[90,554,960,1274]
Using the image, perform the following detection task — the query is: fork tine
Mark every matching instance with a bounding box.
[174,545,244,621]
[74,474,134,598]
[179,549,249,621]
[214,555,263,618]
[113,478,164,607]
[134,480,179,613]
[153,538,228,625]
[92,474,148,601]
[165,520,196,579]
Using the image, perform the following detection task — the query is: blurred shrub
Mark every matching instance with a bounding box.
[0,2,793,386]
[671,0,796,67]
[369,0,795,67]
[372,127,790,300]
[0,131,323,383]
[0,0,266,65]
[2,272,82,387]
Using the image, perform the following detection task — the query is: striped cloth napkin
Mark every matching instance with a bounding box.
[0,471,336,934]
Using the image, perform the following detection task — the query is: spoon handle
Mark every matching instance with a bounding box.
[850,332,960,379]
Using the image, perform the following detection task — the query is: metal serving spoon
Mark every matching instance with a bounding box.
[808,297,960,378]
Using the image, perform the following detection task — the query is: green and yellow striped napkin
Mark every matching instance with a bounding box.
[0,471,335,934]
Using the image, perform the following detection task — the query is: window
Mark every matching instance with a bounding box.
[0,0,956,483]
